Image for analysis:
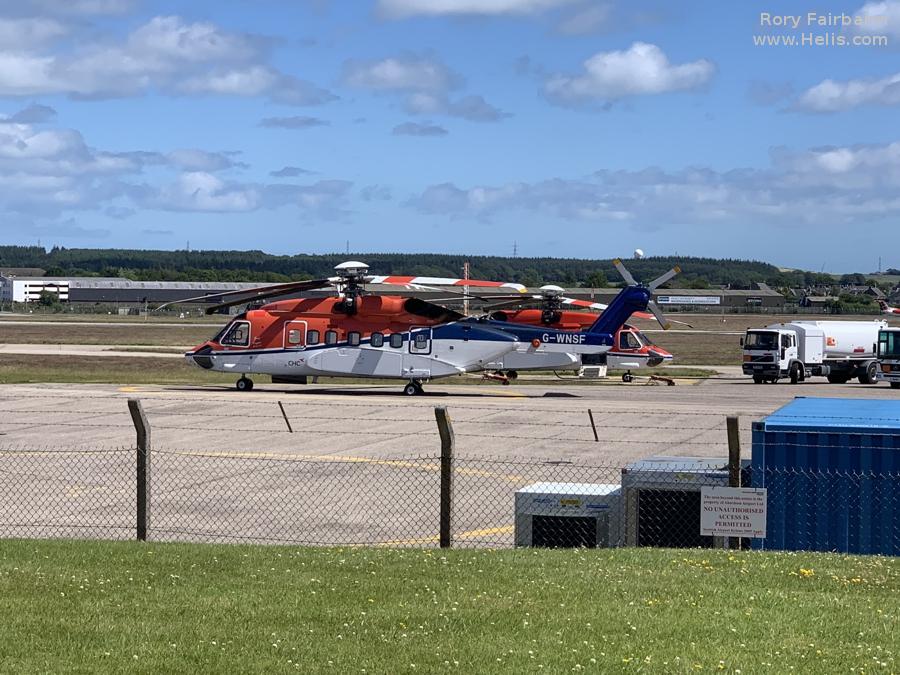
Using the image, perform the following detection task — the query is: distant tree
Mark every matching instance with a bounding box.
[686,277,710,289]
[37,290,61,308]
[840,273,867,285]
[583,271,607,288]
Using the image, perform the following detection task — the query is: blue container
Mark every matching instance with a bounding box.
[752,397,900,555]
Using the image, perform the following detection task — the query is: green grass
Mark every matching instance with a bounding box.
[0,541,895,673]
[0,354,714,386]
[0,354,235,385]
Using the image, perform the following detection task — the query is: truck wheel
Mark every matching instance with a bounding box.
[789,363,800,384]
[857,362,878,385]
[892,382,900,389]
[752,374,764,384]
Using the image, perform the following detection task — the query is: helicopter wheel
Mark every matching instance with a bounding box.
[622,372,634,383]
[404,381,423,396]
[507,370,518,380]
[236,376,254,392]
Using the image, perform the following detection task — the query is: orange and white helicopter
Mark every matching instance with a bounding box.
[880,300,900,316]
[162,260,677,394]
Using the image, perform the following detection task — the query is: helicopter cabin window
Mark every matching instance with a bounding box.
[370,332,384,347]
[389,333,404,349]
[287,329,303,346]
[307,330,320,345]
[325,330,338,345]
[348,331,361,346]
[414,333,428,350]
[220,320,250,347]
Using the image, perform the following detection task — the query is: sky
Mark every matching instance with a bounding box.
[0,0,899,272]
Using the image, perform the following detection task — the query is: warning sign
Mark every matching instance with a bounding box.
[700,487,767,538]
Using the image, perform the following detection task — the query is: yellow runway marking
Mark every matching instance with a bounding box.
[377,524,514,547]
[162,449,525,483]
[118,386,140,392]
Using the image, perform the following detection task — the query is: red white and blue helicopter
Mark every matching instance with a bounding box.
[163,260,680,394]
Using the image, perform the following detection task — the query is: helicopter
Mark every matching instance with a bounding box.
[418,259,686,383]
[161,260,669,394]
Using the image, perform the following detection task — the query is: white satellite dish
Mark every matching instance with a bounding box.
[634,248,645,260]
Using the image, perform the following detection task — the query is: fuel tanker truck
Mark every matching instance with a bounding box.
[741,320,887,384]
[877,327,900,389]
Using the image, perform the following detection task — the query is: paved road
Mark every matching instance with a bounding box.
[1,379,894,547]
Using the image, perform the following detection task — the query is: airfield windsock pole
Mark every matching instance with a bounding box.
[128,399,151,541]
[434,407,455,548]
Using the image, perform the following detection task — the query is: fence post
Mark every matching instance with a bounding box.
[587,408,599,442]
[726,415,741,550]
[128,399,151,542]
[434,406,454,549]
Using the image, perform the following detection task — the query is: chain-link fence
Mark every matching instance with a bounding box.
[2,442,896,554]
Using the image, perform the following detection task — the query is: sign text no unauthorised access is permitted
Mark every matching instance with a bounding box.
[700,486,767,538]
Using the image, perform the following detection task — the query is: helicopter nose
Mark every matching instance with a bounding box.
[186,345,214,370]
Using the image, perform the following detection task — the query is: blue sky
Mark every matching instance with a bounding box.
[1,0,899,272]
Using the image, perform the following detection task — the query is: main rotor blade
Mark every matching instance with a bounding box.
[164,278,335,314]
[559,297,609,311]
[647,266,681,291]
[646,300,672,330]
[612,258,637,286]
[366,275,527,292]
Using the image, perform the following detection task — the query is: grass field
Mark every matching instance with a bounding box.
[0,323,213,346]
[0,353,714,385]
[0,354,235,385]
[0,541,895,673]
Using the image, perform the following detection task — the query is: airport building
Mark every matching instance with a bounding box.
[0,274,787,311]
[0,275,263,305]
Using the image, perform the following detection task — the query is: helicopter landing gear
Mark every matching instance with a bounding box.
[403,380,424,396]
[482,371,511,385]
[622,371,634,383]
[236,376,254,392]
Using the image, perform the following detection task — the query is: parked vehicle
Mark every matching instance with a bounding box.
[741,320,887,384]
[876,327,900,389]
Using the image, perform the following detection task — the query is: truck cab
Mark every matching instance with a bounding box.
[742,328,801,384]
[877,328,900,389]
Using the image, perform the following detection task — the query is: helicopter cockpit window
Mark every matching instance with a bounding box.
[348,331,361,346]
[220,321,250,347]
[636,331,656,347]
[307,330,320,345]
[619,331,642,350]
[370,332,384,347]
[325,330,338,345]
[389,333,404,349]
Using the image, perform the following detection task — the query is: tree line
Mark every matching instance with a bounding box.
[0,245,856,289]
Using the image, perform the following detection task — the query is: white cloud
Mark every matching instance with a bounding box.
[258,115,329,129]
[544,42,714,104]
[0,117,352,220]
[854,0,900,37]
[0,15,336,105]
[378,0,579,18]
[393,121,449,136]
[409,140,900,228]
[793,72,900,112]
[343,55,460,92]
[149,172,261,212]
[555,4,611,35]
[17,0,136,15]
[0,18,67,49]
[404,92,510,121]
